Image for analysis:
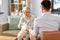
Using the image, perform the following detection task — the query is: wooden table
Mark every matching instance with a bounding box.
[0,36,16,40]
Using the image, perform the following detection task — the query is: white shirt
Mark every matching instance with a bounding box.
[29,12,60,37]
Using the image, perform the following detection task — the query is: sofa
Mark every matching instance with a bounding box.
[30,31,60,40]
[0,15,21,37]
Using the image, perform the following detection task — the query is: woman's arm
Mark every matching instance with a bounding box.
[18,21,23,29]
[26,18,38,37]
[18,17,24,29]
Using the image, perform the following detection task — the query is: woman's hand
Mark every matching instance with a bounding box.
[26,26,29,32]
[18,24,22,29]
[22,31,28,38]
[18,21,24,29]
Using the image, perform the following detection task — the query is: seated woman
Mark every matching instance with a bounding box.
[15,7,35,40]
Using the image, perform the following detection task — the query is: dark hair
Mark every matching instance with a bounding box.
[41,0,51,10]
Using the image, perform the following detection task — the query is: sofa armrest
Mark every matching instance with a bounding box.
[41,31,60,40]
[0,22,9,34]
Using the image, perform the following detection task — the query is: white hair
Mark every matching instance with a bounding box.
[22,7,30,13]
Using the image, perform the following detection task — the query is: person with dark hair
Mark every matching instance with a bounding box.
[41,0,51,12]
[26,0,60,39]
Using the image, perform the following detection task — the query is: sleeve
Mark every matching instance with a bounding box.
[29,18,39,37]
[18,16,24,29]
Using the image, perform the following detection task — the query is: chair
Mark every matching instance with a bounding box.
[30,34,37,40]
[41,31,60,40]
[30,31,60,40]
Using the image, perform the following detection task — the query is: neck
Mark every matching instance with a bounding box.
[43,10,50,13]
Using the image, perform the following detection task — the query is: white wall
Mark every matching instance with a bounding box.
[30,0,42,17]
[0,0,9,23]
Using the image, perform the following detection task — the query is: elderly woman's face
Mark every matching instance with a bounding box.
[22,10,31,19]
[23,10,30,15]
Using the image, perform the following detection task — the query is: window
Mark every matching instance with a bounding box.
[53,0,60,9]
[10,0,26,15]
[0,0,2,11]
[10,0,30,15]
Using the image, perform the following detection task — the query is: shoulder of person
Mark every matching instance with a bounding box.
[31,14,37,19]
[35,14,44,20]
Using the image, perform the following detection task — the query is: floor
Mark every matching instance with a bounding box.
[0,36,16,40]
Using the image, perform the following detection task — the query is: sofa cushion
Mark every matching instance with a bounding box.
[2,30,20,36]
[8,15,22,30]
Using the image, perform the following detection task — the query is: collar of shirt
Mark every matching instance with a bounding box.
[42,11,51,15]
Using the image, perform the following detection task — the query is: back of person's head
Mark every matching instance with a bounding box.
[41,0,51,10]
